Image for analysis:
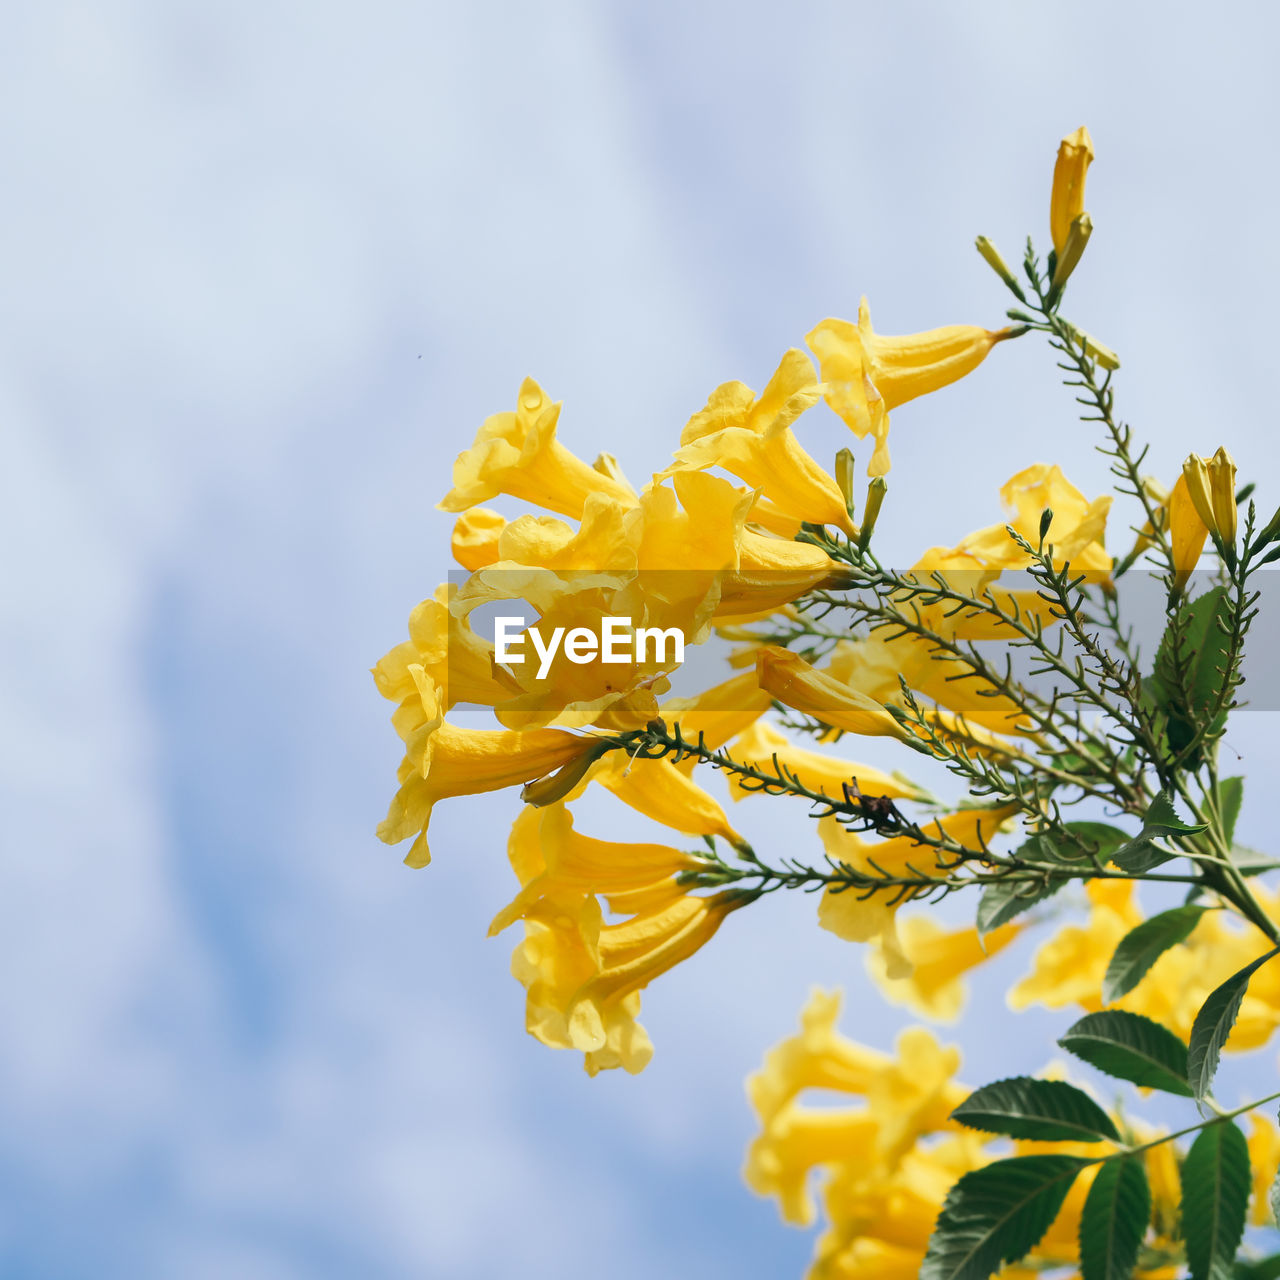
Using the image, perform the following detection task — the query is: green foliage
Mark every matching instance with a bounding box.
[1058,1010,1194,1096]
[1101,905,1208,1004]
[1079,1157,1150,1280]
[1143,586,1234,767]
[976,824,1128,937]
[951,1077,1119,1143]
[1182,1121,1250,1280]
[1110,790,1208,874]
[1188,946,1280,1098]
[920,1155,1086,1280]
[1219,776,1245,845]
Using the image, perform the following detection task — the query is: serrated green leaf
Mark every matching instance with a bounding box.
[1145,586,1234,767]
[952,1077,1120,1143]
[1188,947,1280,1098]
[1102,905,1208,1004]
[977,824,1128,938]
[1219,777,1244,846]
[1079,1157,1150,1280]
[920,1154,1086,1280]
[1182,1121,1250,1280]
[1058,1010,1194,1096]
[1111,790,1207,874]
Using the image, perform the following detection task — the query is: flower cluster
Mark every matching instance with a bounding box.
[374,123,1280,1280]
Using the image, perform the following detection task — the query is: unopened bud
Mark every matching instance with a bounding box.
[1182,447,1238,550]
[1051,212,1093,291]
[975,236,1027,301]
[835,448,857,522]
[521,740,611,806]
[857,477,888,552]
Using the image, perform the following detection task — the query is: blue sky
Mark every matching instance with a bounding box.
[5,3,1280,1276]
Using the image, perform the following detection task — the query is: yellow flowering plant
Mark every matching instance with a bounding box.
[375,127,1280,1280]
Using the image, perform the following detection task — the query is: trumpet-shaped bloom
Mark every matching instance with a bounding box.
[807,300,1013,476]
[439,377,638,519]
[665,349,855,535]
[376,673,607,867]
[1050,126,1094,256]
[866,916,1021,1022]
[957,463,1112,575]
[450,507,506,570]
[1182,446,1238,545]
[756,647,910,740]
[1168,470,1209,593]
[724,719,928,804]
[510,887,753,1075]
[816,806,1019,975]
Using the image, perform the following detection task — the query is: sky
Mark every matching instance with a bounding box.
[4,2,1280,1276]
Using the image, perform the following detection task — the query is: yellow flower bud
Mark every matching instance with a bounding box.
[755,646,909,741]
[1050,212,1093,291]
[1181,447,1238,546]
[974,236,1024,297]
[1050,126,1094,256]
[1168,471,1209,595]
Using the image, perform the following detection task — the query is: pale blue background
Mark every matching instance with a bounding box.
[5,3,1280,1276]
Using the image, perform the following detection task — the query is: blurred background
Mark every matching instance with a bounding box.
[4,2,1280,1275]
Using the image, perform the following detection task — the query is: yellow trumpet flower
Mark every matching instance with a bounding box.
[449,507,506,571]
[439,377,637,519]
[724,719,928,804]
[375,672,608,867]
[807,299,1014,477]
[1050,125,1094,256]
[1168,470,1209,594]
[1182,446,1238,546]
[755,646,909,740]
[665,348,855,535]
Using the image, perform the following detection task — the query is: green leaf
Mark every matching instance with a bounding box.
[951,1077,1120,1144]
[1110,790,1207,874]
[1102,905,1208,1004]
[1079,1157,1151,1280]
[920,1154,1086,1280]
[1182,1121,1250,1280]
[1234,1255,1280,1280]
[1144,585,1234,767]
[1188,946,1280,1098]
[1219,776,1244,846]
[1058,1010,1194,1096]
[977,824,1129,938]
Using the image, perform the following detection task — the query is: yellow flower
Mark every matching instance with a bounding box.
[489,803,707,932]
[1249,1111,1280,1225]
[1050,126,1094,256]
[375,672,607,867]
[661,668,774,758]
[1168,470,1209,594]
[755,646,910,741]
[724,720,929,804]
[511,888,752,1075]
[816,806,1019,974]
[746,988,891,1127]
[591,751,748,849]
[439,377,637,519]
[867,916,1021,1022]
[450,507,505,570]
[1182,446,1238,545]
[807,300,1014,476]
[665,349,856,535]
[957,463,1112,575]
[372,583,517,732]
[1009,878,1142,1010]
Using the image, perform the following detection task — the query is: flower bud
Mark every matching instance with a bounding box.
[835,447,858,523]
[1051,212,1093,291]
[1050,126,1094,256]
[521,739,612,806]
[1182,447,1238,548]
[857,477,887,552]
[975,236,1026,300]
